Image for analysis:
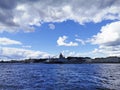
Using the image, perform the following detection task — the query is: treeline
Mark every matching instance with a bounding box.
[0,58,47,63]
[92,56,120,63]
[0,56,120,63]
[0,57,90,63]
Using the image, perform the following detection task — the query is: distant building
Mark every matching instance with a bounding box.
[59,53,64,59]
[57,53,67,63]
[44,53,67,63]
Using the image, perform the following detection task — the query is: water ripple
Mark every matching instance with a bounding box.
[0,63,120,90]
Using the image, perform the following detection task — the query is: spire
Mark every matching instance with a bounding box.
[59,53,64,59]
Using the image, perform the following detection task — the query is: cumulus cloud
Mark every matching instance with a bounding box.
[91,21,120,46]
[0,37,22,45]
[57,36,78,46]
[90,21,120,57]
[48,23,55,30]
[0,47,51,60]
[0,0,120,33]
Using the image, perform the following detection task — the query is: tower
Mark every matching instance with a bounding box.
[59,53,64,59]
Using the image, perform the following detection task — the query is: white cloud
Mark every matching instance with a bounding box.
[90,21,120,57]
[1,0,120,33]
[91,21,120,46]
[62,50,94,58]
[62,50,75,57]
[57,36,78,46]
[22,45,32,48]
[0,37,22,45]
[92,45,120,57]
[0,47,51,60]
[76,38,85,45]
[48,23,55,30]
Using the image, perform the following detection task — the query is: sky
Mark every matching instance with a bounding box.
[0,0,120,60]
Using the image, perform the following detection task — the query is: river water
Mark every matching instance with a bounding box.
[0,63,120,90]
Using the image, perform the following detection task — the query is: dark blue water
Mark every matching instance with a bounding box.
[0,63,120,90]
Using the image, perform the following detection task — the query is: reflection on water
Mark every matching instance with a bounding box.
[0,63,120,90]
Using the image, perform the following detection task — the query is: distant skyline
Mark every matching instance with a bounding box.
[0,0,120,60]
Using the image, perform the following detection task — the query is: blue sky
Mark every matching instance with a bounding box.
[0,0,120,60]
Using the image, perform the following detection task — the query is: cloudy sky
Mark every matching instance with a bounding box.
[0,0,120,60]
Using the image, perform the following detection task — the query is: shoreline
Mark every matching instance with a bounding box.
[0,62,120,64]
